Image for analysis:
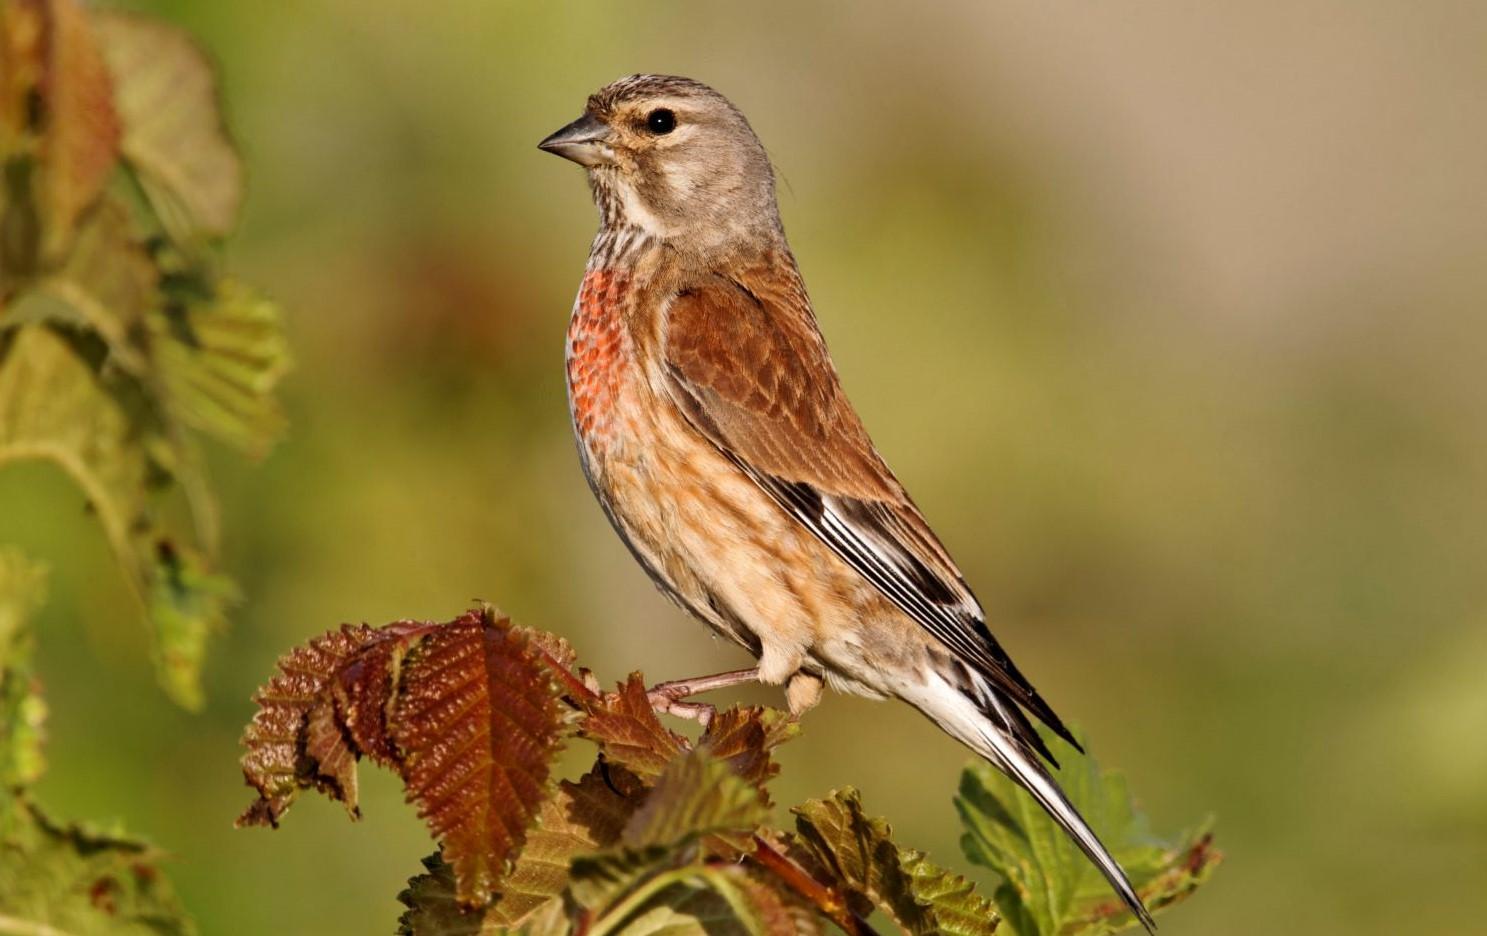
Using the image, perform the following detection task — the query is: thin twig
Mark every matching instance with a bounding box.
[749,834,881,936]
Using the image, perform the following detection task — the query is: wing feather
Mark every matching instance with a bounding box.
[662,259,1079,755]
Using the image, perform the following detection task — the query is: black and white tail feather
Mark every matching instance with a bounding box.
[723,462,1159,930]
[673,325,1158,930]
[916,667,1158,933]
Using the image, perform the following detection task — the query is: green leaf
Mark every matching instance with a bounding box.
[0,324,233,708]
[479,766,638,927]
[145,538,236,710]
[567,848,787,936]
[5,196,157,375]
[621,745,768,850]
[787,787,999,935]
[0,797,195,935]
[956,730,1222,935]
[396,853,488,936]
[92,12,242,242]
[0,548,49,804]
[148,276,289,458]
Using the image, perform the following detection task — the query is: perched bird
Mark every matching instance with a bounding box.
[540,74,1155,930]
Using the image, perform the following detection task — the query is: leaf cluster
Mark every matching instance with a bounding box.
[1,4,277,933]
[0,0,288,709]
[238,608,1221,935]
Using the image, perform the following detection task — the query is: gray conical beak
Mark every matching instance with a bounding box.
[538,113,613,167]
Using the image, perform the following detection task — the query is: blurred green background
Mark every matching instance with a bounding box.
[4,1,1486,933]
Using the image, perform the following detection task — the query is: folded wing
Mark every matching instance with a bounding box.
[661,259,1079,760]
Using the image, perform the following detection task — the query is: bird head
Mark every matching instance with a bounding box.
[539,75,780,249]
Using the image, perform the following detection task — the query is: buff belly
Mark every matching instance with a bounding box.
[582,381,931,700]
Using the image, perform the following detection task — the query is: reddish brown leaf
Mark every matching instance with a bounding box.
[236,623,381,827]
[236,619,439,826]
[517,625,576,674]
[390,609,569,907]
[702,705,800,796]
[484,765,640,926]
[332,620,436,767]
[577,673,688,781]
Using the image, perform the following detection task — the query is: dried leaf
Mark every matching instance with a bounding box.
[92,11,241,241]
[516,625,577,674]
[956,729,1221,935]
[578,673,687,780]
[788,787,1000,935]
[397,766,637,934]
[392,610,569,906]
[0,797,195,935]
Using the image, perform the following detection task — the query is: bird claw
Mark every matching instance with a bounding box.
[643,667,760,729]
[648,693,716,729]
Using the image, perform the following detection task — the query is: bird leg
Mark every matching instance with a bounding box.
[785,671,824,715]
[646,667,760,729]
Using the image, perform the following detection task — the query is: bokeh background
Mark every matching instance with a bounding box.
[4,1,1486,933]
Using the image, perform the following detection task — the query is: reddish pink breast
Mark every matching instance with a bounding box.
[566,270,635,454]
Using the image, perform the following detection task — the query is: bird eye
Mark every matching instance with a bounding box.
[645,108,676,134]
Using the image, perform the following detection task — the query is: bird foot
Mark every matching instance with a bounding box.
[645,667,761,729]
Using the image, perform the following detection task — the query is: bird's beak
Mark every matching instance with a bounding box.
[538,113,613,167]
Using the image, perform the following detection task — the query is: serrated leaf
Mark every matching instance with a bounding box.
[395,791,636,936]
[956,729,1221,935]
[0,797,195,935]
[392,610,570,906]
[697,705,799,801]
[396,853,488,936]
[238,609,573,908]
[567,848,794,936]
[578,673,688,781]
[236,620,434,826]
[0,323,244,708]
[517,625,577,674]
[148,277,289,458]
[0,547,48,801]
[92,11,241,241]
[0,324,149,561]
[621,745,768,850]
[787,787,999,935]
[480,766,638,926]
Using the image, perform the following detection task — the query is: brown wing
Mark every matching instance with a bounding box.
[662,257,1078,756]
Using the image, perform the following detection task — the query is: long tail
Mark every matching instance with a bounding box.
[905,671,1157,933]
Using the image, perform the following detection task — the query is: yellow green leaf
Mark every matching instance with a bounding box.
[956,729,1222,935]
